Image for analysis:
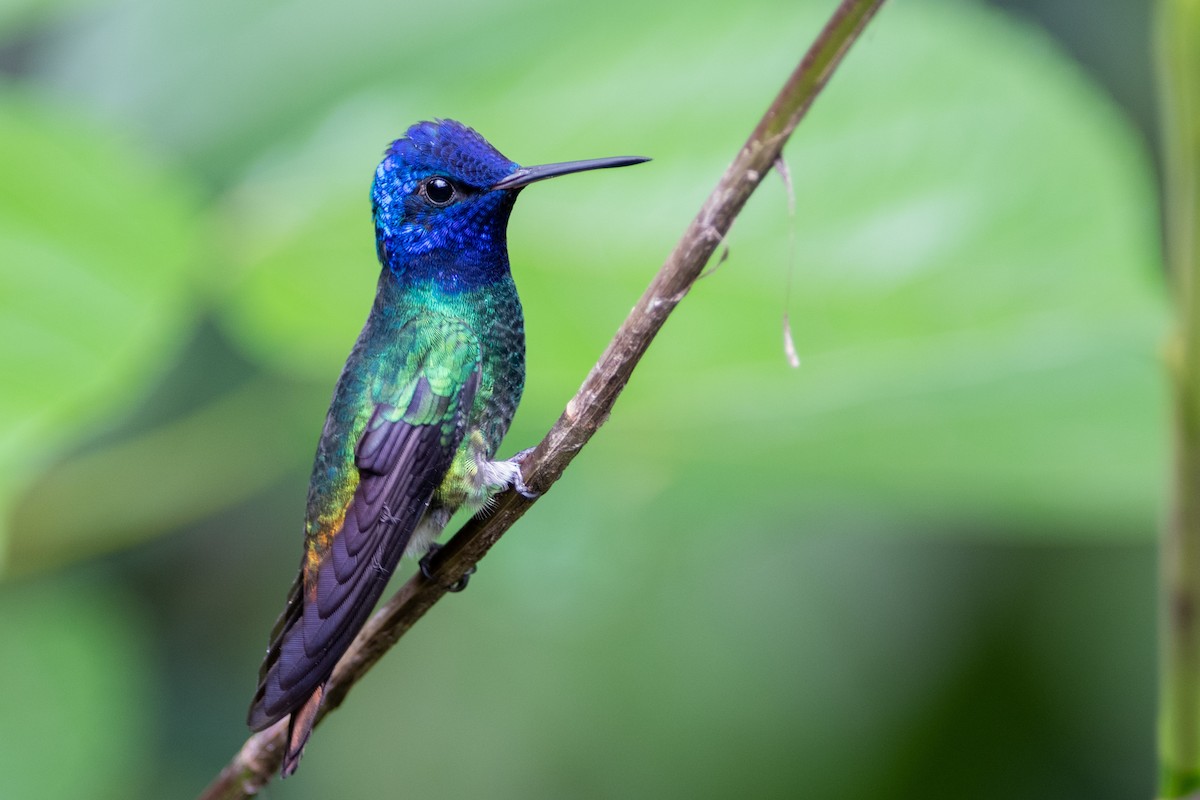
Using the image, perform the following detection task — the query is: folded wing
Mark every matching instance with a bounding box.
[248,316,481,731]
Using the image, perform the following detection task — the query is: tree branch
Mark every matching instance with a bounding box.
[198,1,887,796]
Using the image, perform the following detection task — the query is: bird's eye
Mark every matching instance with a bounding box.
[422,177,456,206]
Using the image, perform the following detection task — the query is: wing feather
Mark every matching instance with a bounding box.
[248,317,480,730]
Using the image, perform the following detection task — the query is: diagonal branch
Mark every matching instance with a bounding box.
[198,1,886,796]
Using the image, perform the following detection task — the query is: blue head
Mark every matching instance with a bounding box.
[371,119,648,291]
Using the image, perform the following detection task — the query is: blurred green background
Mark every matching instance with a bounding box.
[0,0,1166,797]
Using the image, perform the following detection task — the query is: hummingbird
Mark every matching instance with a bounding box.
[246,119,647,775]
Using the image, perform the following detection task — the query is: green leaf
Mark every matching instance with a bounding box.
[0,89,204,570]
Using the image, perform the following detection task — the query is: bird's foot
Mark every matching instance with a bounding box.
[505,447,540,499]
[419,543,475,592]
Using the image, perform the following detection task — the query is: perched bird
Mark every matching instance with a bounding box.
[246,119,647,775]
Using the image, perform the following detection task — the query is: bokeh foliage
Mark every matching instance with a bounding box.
[0,0,1162,798]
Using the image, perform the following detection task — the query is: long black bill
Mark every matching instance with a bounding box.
[491,155,650,191]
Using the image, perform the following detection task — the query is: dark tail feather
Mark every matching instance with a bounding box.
[247,570,305,731]
[282,684,324,777]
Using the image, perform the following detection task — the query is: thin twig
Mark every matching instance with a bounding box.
[1160,0,1200,797]
[198,1,886,796]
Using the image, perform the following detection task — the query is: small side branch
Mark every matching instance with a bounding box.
[198,1,886,797]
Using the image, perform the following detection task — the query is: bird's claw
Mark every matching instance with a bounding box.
[419,543,476,592]
[447,570,474,592]
[513,474,539,500]
[508,447,541,499]
[418,544,439,581]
